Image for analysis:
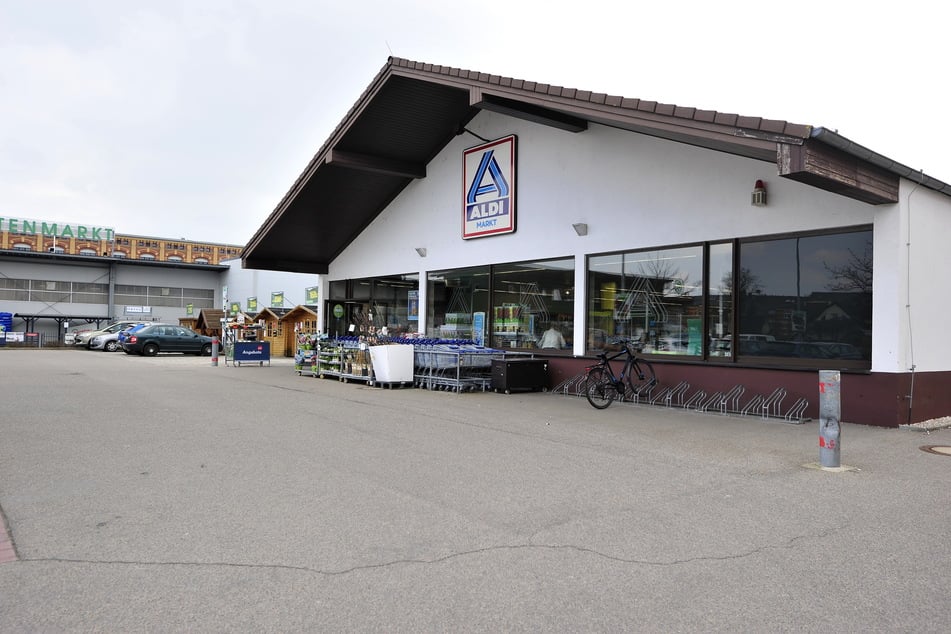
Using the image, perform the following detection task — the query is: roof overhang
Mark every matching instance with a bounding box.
[243,57,950,274]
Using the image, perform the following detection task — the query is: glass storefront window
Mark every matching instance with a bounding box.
[707,242,734,358]
[427,265,490,343]
[427,258,575,351]
[325,274,419,338]
[491,258,574,351]
[737,228,872,364]
[588,246,703,356]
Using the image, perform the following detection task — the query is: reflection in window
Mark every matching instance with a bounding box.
[427,266,490,343]
[738,229,872,362]
[588,246,703,356]
[12,243,32,251]
[708,242,733,358]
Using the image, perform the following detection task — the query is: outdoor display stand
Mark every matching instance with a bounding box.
[294,335,375,383]
[225,323,270,366]
[295,333,320,376]
[294,336,520,392]
[315,337,373,383]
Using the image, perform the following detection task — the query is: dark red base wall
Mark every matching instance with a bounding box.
[545,357,951,428]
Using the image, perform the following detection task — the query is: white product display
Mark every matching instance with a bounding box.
[369,344,415,383]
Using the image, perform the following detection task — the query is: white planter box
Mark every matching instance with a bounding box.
[369,344,415,383]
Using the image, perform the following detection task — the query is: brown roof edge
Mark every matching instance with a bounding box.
[811,128,951,196]
[245,58,951,263]
[389,57,950,197]
[388,57,814,139]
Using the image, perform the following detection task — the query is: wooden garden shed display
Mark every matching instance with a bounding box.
[178,316,199,331]
[251,307,292,357]
[279,304,320,357]
[194,309,225,338]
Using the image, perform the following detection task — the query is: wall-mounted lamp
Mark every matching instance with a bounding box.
[751,180,767,207]
[572,223,588,236]
[415,247,427,257]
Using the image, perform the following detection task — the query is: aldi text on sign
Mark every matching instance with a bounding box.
[463,135,516,239]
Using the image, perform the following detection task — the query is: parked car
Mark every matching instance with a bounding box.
[75,320,142,348]
[117,322,169,350]
[121,324,215,356]
[89,326,136,352]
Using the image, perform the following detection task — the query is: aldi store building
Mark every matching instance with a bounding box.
[243,58,951,427]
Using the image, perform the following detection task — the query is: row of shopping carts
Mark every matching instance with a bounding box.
[412,342,506,392]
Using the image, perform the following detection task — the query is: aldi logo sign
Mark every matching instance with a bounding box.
[463,135,516,239]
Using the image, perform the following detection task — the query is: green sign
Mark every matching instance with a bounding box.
[271,291,284,308]
[333,304,344,318]
[248,297,258,312]
[230,302,241,316]
[0,217,115,241]
[306,286,319,303]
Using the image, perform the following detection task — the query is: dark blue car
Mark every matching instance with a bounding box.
[122,324,215,356]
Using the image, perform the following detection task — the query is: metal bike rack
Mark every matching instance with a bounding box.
[555,369,808,424]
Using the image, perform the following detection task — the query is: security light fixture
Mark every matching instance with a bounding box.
[751,180,767,207]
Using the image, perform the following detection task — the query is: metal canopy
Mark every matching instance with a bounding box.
[242,57,950,274]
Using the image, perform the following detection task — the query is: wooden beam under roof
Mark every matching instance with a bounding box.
[326,149,426,179]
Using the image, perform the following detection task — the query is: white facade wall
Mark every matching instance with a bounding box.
[219,258,320,314]
[899,182,951,373]
[328,111,942,371]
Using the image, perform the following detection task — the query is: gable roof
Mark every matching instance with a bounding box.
[195,309,225,330]
[278,305,320,322]
[243,57,951,274]
[252,307,293,321]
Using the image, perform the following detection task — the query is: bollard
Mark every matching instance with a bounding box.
[211,336,219,367]
[818,370,841,468]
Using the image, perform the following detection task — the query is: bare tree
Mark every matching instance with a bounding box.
[825,243,872,293]
[722,267,762,296]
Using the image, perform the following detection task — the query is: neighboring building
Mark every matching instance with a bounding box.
[0,219,243,265]
[0,237,317,344]
[242,57,951,427]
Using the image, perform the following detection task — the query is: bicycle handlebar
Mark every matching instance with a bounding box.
[596,338,641,360]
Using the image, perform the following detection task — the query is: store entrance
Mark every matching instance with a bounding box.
[325,301,368,338]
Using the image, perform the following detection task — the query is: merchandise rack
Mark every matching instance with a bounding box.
[313,338,374,383]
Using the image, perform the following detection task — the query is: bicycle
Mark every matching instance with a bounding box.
[584,339,657,409]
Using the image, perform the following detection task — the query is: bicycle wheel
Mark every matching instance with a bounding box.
[585,366,616,409]
[627,359,657,397]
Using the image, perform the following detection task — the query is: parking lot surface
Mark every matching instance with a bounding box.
[1,349,949,631]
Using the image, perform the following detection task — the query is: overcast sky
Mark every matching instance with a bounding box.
[1,1,947,246]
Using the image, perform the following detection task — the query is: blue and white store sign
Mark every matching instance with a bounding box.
[462,135,516,239]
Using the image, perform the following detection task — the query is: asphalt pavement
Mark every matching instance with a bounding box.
[1,349,949,632]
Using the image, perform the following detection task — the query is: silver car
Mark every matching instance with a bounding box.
[89,328,131,352]
[75,321,142,348]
